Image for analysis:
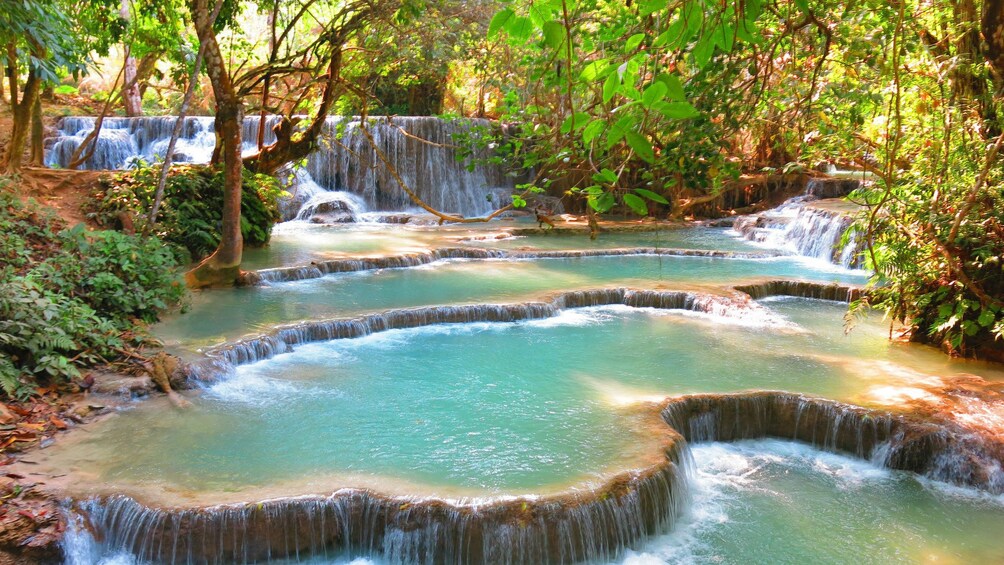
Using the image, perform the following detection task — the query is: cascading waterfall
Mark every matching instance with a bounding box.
[46,116,218,170]
[661,391,1004,494]
[732,174,866,268]
[59,445,690,565]
[184,287,791,383]
[243,246,783,285]
[58,388,1004,564]
[46,116,518,219]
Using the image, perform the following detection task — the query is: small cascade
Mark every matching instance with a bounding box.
[46,115,518,218]
[661,391,1004,494]
[244,246,782,285]
[734,280,864,302]
[60,435,690,564]
[733,196,863,268]
[186,288,787,382]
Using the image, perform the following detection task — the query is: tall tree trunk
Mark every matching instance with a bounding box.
[29,92,43,166]
[122,55,143,116]
[120,0,143,116]
[5,42,17,112]
[985,0,1004,94]
[2,68,40,173]
[185,0,244,288]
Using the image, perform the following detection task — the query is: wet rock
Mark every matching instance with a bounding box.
[703,217,736,228]
[88,372,157,399]
[370,213,411,224]
[307,200,355,224]
[69,403,93,419]
[804,177,860,199]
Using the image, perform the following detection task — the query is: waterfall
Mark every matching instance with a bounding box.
[183,288,790,383]
[46,116,218,170]
[59,427,691,564]
[733,195,864,268]
[46,116,518,218]
[242,246,782,285]
[661,391,1004,493]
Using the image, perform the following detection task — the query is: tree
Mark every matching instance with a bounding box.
[183,0,244,288]
[1,0,123,173]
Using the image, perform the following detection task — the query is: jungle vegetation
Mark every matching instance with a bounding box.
[0,0,1002,378]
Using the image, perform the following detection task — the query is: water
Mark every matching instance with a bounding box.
[621,440,1004,564]
[63,442,1004,564]
[733,196,864,268]
[34,302,1003,501]
[46,116,517,218]
[33,147,1004,563]
[241,224,756,271]
[156,254,868,348]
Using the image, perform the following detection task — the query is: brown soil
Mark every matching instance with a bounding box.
[1,96,108,228]
[16,167,107,227]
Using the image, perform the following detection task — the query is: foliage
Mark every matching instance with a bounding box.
[0,279,120,399]
[0,188,184,399]
[475,0,763,218]
[89,166,284,261]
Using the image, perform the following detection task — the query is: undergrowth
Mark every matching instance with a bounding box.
[88,165,284,262]
[0,184,184,399]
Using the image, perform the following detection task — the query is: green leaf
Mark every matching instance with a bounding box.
[793,0,811,15]
[713,22,735,52]
[580,59,610,81]
[978,308,997,328]
[642,82,668,108]
[505,16,534,42]
[623,193,649,216]
[624,33,645,54]
[684,2,704,38]
[512,194,527,208]
[657,73,687,101]
[638,0,669,17]
[655,17,689,50]
[582,120,607,144]
[635,188,669,204]
[542,21,565,49]
[655,101,700,119]
[560,112,592,134]
[625,131,655,163]
[692,36,714,69]
[603,72,620,104]
[594,168,619,184]
[589,192,616,213]
[488,9,515,38]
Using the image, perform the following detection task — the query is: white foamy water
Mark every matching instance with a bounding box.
[617,440,1004,564]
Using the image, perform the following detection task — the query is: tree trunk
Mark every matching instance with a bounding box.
[120,0,143,116]
[5,42,17,111]
[2,68,40,173]
[122,54,143,116]
[185,0,244,288]
[985,0,1004,92]
[29,92,43,166]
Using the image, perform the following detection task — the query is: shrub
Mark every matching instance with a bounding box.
[0,279,120,399]
[89,165,285,261]
[0,187,185,398]
[31,226,185,324]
